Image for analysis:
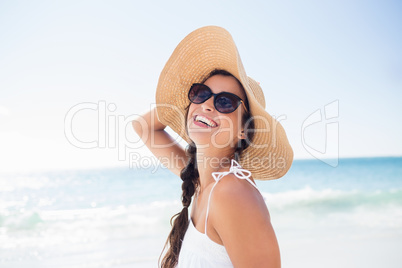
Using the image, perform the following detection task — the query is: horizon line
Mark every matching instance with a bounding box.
[1,154,401,175]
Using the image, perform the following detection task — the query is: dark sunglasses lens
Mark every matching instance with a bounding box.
[215,94,240,113]
[189,84,212,104]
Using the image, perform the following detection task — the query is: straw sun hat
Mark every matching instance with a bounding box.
[155,26,293,180]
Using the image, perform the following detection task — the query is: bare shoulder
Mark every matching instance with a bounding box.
[209,174,280,267]
[211,173,269,219]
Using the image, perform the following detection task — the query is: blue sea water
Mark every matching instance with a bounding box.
[0,156,401,268]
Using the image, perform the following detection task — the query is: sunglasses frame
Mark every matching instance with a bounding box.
[188,83,249,114]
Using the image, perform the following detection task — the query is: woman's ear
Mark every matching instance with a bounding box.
[238,130,246,140]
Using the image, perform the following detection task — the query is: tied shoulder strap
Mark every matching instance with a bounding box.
[212,159,256,188]
[204,159,259,235]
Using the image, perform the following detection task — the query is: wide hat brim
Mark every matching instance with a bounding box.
[155,26,294,180]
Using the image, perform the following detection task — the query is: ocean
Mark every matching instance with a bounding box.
[1,156,401,268]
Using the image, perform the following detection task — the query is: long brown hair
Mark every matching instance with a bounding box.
[159,69,254,268]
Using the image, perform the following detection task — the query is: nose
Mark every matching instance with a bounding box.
[201,97,215,112]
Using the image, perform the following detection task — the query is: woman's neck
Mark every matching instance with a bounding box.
[195,147,235,192]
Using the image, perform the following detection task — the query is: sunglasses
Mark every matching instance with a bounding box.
[188,83,249,114]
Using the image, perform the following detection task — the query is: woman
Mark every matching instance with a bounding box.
[132,26,293,268]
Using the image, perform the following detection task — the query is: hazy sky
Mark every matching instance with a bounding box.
[0,0,401,172]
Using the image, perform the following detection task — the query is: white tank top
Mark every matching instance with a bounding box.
[176,159,262,268]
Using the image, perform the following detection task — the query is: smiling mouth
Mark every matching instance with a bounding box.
[193,115,218,128]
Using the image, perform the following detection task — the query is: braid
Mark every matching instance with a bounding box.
[160,142,199,268]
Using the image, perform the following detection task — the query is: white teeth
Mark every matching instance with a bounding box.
[195,115,217,127]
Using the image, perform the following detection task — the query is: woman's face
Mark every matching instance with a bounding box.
[187,74,248,150]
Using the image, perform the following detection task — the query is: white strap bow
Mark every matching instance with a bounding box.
[212,159,252,182]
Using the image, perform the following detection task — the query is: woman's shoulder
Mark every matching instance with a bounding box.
[209,175,280,267]
[208,173,276,262]
[211,173,269,219]
[214,173,257,196]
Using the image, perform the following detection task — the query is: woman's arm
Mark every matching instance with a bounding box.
[131,107,188,176]
[211,175,281,267]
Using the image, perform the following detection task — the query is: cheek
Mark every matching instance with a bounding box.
[186,103,201,128]
[211,116,242,147]
[215,115,242,136]
[220,113,242,129]
[187,104,196,121]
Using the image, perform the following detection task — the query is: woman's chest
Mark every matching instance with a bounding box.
[190,188,224,245]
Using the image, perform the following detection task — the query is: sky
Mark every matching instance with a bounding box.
[0,0,401,173]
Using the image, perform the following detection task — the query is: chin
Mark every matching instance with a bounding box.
[187,131,213,147]
[188,131,237,151]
